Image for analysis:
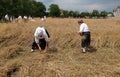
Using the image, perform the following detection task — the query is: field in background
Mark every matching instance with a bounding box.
[0,18,120,77]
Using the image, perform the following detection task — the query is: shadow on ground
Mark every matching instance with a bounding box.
[88,46,97,53]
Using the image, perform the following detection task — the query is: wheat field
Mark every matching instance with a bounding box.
[0,18,120,77]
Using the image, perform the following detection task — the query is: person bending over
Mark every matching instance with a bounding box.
[31,26,50,52]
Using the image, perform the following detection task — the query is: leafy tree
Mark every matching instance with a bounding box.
[0,0,46,18]
[48,4,61,17]
[92,10,99,18]
[73,11,80,18]
[80,12,90,18]
[33,1,46,17]
[0,0,114,19]
[68,11,74,17]
[62,10,69,18]
[100,11,107,18]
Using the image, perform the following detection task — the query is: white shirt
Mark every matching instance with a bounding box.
[34,27,48,43]
[79,23,90,32]
[24,16,27,19]
[44,16,46,20]
[18,16,22,19]
[5,14,9,20]
[41,27,48,41]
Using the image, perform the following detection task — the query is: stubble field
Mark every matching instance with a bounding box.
[0,18,120,77]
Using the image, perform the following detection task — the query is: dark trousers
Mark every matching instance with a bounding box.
[32,39,46,50]
[81,32,91,48]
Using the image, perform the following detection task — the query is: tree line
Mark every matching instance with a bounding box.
[0,0,46,19]
[0,0,113,20]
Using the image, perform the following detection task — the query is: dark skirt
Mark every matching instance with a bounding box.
[81,32,91,48]
[32,39,46,50]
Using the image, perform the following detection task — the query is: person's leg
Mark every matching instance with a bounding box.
[81,39,85,48]
[84,32,91,52]
[31,39,37,52]
[86,33,91,48]
[88,33,91,47]
[39,39,46,50]
[32,41,37,49]
[81,35,86,53]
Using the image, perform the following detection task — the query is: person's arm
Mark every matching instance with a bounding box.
[78,31,83,36]
[44,35,49,51]
[37,43,41,51]
[45,29,50,38]
[35,36,42,51]
[45,41,49,51]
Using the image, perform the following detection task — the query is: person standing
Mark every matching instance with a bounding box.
[5,14,9,23]
[31,26,50,52]
[23,15,28,22]
[78,20,91,53]
[17,15,22,23]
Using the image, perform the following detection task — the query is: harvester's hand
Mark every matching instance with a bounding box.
[38,47,41,51]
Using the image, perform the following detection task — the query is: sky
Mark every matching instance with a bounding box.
[36,0,120,12]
